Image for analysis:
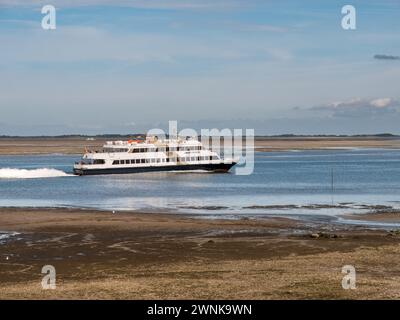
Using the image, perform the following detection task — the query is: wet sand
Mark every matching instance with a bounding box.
[1,136,400,155]
[0,138,107,155]
[1,208,400,299]
[344,211,400,222]
[254,136,400,152]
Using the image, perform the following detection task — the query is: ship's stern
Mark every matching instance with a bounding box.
[73,163,85,176]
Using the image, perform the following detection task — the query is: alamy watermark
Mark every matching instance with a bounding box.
[147,121,255,175]
[40,4,356,31]
[41,5,56,30]
[341,5,356,30]
[41,265,56,290]
[342,265,356,290]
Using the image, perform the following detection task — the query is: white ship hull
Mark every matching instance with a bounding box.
[73,137,238,176]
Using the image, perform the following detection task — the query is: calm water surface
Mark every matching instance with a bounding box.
[1,149,400,222]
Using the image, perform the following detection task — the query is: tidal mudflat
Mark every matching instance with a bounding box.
[1,208,400,299]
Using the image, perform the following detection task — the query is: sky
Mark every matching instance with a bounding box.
[0,0,399,135]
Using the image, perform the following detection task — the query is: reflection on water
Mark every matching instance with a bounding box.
[1,149,400,220]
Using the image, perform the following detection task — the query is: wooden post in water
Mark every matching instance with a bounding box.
[331,166,334,205]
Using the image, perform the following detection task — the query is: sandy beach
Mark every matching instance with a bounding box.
[1,207,400,299]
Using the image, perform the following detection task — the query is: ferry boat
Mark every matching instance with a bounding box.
[73,136,238,176]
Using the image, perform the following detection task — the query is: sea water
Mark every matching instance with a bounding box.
[0,149,400,221]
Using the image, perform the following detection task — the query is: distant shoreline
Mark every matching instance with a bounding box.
[1,133,399,139]
[1,136,400,155]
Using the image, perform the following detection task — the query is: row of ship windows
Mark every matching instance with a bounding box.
[104,146,202,153]
[112,156,218,165]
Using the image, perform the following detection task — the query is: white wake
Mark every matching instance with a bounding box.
[0,168,73,179]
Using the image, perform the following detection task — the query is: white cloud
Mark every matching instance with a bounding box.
[329,98,362,108]
[309,97,400,118]
[0,24,295,66]
[370,97,393,108]
[263,48,294,61]
[238,23,288,33]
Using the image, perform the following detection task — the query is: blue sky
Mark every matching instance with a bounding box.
[0,0,399,135]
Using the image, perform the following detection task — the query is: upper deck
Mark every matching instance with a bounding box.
[101,138,203,153]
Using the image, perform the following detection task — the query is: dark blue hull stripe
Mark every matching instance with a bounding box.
[73,163,236,176]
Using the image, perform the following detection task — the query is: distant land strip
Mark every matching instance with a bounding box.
[0,133,399,139]
[1,134,400,155]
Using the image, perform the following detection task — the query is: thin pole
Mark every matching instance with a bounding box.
[331,167,334,205]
